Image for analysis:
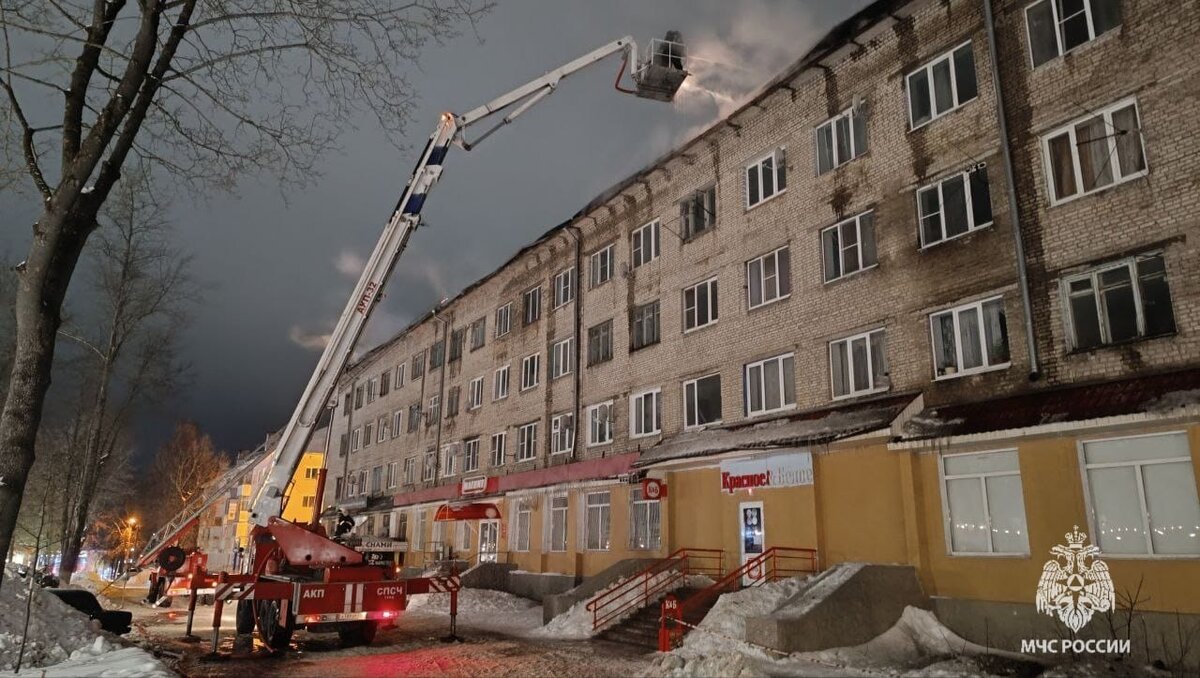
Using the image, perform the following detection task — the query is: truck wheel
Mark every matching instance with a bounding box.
[337,621,378,647]
[235,599,255,634]
[255,599,294,650]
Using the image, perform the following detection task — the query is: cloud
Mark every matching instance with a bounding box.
[288,324,331,351]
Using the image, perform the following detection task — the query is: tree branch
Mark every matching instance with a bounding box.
[0,4,52,200]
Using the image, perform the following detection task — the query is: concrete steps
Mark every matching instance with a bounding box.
[598,587,719,651]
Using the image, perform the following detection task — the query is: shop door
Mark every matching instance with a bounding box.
[479,519,499,563]
[738,501,765,586]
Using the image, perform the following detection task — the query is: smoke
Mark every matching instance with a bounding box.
[333,250,366,279]
[672,1,825,136]
[288,324,331,351]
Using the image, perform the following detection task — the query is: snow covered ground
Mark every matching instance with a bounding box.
[0,568,174,677]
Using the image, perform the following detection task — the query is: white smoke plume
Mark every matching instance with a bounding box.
[672,1,826,136]
[288,324,332,351]
[333,249,366,279]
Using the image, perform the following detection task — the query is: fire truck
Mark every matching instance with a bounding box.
[133,33,688,653]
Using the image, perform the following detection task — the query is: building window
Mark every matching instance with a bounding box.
[377,415,388,442]
[426,395,440,426]
[512,499,532,552]
[493,365,510,400]
[816,109,866,175]
[394,363,406,389]
[351,427,362,452]
[588,401,614,446]
[495,303,512,338]
[371,466,383,494]
[469,317,486,351]
[386,461,398,489]
[442,443,458,477]
[554,267,576,308]
[745,147,787,208]
[907,42,977,129]
[367,377,378,404]
[631,220,661,268]
[382,513,392,538]
[588,320,613,366]
[683,374,721,429]
[403,457,415,485]
[520,353,540,391]
[680,185,716,240]
[940,448,1027,549]
[463,437,480,473]
[1042,98,1146,204]
[630,300,661,351]
[931,297,1010,379]
[414,510,426,550]
[517,422,538,461]
[551,413,574,455]
[523,286,542,325]
[306,466,320,479]
[490,432,507,467]
[449,328,465,362]
[919,165,993,248]
[683,277,719,332]
[1082,431,1200,556]
[363,422,373,448]
[590,244,615,288]
[457,521,471,552]
[585,491,611,551]
[549,495,568,552]
[301,495,315,508]
[550,337,574,379]
[411,351,425,379]
[744,353,796,416]
[630,388,662,438]
[830,329,888,399]
[446,386,460,418]
[391,410,403,438]
[1026,0,1121,67]
[467,376,484,410]
[407,403,421,433]
[1063,253,1176,350]
[380,370,391,397]
[344,392,352,415]
[397,512,408,541]
[821,211,877,283]
[429,340,445,369]
[746,246,791,309]
[422,449,437,481]
[354,385,364,409]
[629,487,662,551]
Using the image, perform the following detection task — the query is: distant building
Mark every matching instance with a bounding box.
[322,0,1199,657]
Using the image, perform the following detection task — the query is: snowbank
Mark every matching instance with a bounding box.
[0,569,173,676]
[404,588,543,634]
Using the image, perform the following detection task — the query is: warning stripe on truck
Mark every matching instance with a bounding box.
[215,583,255,600]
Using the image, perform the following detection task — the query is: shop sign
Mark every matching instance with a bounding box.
[460,476,497,496]
[358,539,408,552]
[719,450,813,493]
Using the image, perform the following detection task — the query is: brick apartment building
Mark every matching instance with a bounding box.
[320,0,1199,653]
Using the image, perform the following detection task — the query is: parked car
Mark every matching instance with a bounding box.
[44,589,132,635]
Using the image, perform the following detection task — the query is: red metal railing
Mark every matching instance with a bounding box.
[659,547,819,651]
[585,548,723,631]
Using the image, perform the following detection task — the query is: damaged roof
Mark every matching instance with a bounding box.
[901,368,1200,441]
[634,392,918,467]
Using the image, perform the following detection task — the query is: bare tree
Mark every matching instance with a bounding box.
[0,0,490,577]
[142,420,225,536]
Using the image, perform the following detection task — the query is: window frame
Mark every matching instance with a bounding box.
[744,353,797,417]
[629,486,662,551]
[470,317,487,351]
[551,412,574,455]
[493,365,510,401]
[403,457,415,485]
[589,244,615,288]
[1061,252,1175,350]
[495,303,513,338]
[629,388,662,439]
[906,41,978,130]
[1040,97,1147,206]
[829,328,889,400]
[680,185,717,240]
[746,246,791,310]
[550,336,574,380]
[394,363,406,389]
[745,147,787,209]
[441,443,459,477]
[516,422,539,462]
[588,319,614,366]
[520,353,541,391]
[630,300,661,351]
[683,373,722,430]
[490,432,507,467]
[631,220,662,268]
[937,449,1030,557]
[548,495,569,552]
[1078,430,1200,559]
[522,286,542,326]
[587,401,614,447]
[463,437,481,473]
[422,449,436,481]
[584,491,612,551]
[821,211,877,283]
[553,267,576,309]
[929,296,1012,380]
[917,165,994,248]
[467,376,484,410]
[815,108,865,174]
[683,276,719,333]
[1024,0,1121,68]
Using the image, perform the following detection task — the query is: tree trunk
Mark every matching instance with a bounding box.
[0,206,95,586]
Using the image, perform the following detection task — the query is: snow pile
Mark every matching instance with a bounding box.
[533,570,701,640]
[773,562,866,620]
[1146,388,1200,414]
[0,636,173,678]
[804,606,984,669]
[0,569,173,676]
[404,588,543,634]
[688,576,809,648]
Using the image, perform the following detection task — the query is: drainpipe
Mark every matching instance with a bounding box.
[983,0,1040,380]
[565,225,584,462]
[431,309,451,483]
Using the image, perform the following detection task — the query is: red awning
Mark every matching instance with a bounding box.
[434,502,502,521]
